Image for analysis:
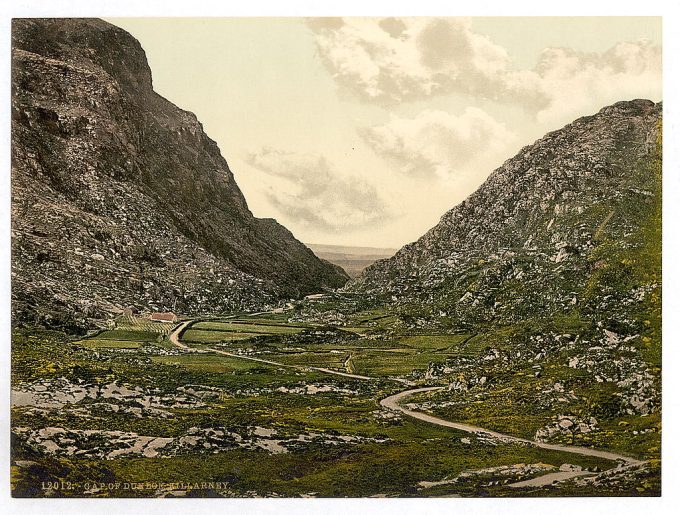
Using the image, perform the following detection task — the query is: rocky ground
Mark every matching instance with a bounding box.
[13,424,388,460]
[14,324,655,498]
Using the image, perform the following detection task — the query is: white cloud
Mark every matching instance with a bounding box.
[306,17,544,106]
[307,17,661,125]
[531,41,662,125]
[245,148,390,232]
[360,108,516,181]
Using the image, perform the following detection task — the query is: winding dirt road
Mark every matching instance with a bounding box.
[381,387,643,465]
[168,321,192,349]
[168,320,375,381]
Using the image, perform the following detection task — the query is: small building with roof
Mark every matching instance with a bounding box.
[149,312,178,323]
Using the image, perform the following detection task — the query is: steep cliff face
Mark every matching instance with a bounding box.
[11,18,347,330]
[350,99,661,332]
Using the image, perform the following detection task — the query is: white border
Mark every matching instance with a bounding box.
[1,1,679,515]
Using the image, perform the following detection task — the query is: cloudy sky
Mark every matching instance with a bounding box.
[109,17,662,248]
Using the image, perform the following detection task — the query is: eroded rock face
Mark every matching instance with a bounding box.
[11,18,347,330]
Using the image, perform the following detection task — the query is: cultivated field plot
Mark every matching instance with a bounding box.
[75,326,169,350]
[116,315,176,335]
[399,334,472,351]
[182,329,256,343]
[193,321,308,334]
[79,339,143,349]
[348,350,451,377]
[272,351,349,369]
[97,329,164,342]
[152,354,276,374]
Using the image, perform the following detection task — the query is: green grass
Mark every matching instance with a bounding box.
[399,334,472,351]
[272,352,348,369]
[77,339,143,349]
[76,327,162,349]
[150,354,271,374]
[93,329,160,342]
[192,321,305,334]
[182,329,256,343]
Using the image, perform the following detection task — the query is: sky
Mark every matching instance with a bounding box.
[108,17,662,248]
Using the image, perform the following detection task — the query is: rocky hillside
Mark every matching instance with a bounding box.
[350,99,661,332]
[11,18,347,331]
[346,100,661,448]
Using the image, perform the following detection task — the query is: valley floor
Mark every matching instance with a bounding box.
[10,306,660,498]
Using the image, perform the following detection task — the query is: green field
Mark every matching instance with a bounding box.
[273,351,349,369]
[182,329,257,343]
[115,316,176,335]
[78,339,143,349]
[192,321,306,334]
[151,354,274,373]
[94,329,161,342]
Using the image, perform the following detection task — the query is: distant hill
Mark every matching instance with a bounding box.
[11,18,348,331]
[306,244,397,278]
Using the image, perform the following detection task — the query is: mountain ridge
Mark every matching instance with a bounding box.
[11,18,347,331]
[348,98,661,329]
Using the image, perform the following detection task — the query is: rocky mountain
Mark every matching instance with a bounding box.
[350,99,661,333]
[11,18,347,331]
[346,99,661,431]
